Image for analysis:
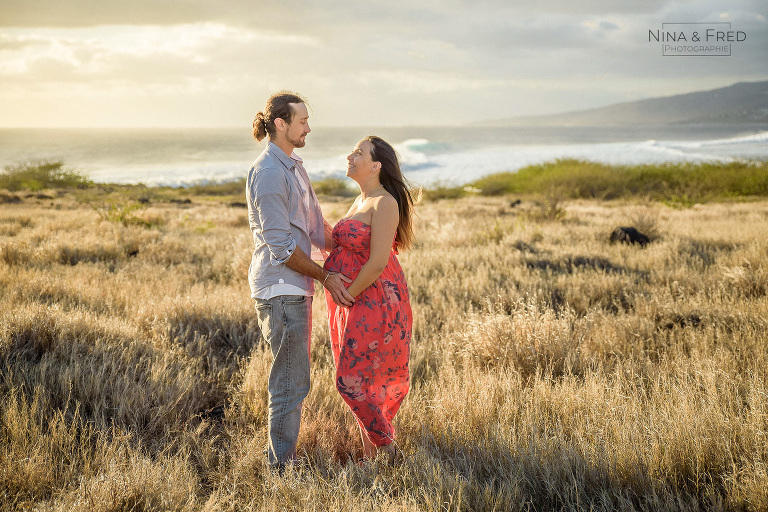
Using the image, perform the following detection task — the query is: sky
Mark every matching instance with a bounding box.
[0,0,766,128]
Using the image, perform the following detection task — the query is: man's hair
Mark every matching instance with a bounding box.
[252,91,307,141]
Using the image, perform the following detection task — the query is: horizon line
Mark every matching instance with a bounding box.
[0,123,467,130]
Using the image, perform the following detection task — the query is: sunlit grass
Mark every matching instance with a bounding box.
[1,187,767,510]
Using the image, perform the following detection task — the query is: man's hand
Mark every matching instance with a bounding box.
[324,272,354,307]
[284,246,352,306]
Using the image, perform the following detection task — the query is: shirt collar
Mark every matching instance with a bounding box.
[267,141,299,170]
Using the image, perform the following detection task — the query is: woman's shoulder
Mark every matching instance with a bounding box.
[374,190,397,209]
[371,192,399,224]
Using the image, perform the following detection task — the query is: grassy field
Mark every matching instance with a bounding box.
[1,161,768,510]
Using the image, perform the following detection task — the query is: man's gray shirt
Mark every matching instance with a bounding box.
[246,141,326,298]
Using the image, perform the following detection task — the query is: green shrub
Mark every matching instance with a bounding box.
[0,161,91,191]
[311,178,356,197]
[422,185,466,200]
[90,199,161,228]
[472,171,522,196]
[186,178,246,197]
[468,159,768,202]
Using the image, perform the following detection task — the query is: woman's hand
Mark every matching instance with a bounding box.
[324,272,354,306]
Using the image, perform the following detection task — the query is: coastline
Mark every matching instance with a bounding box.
[3,159,767,208]
[1,124,767,188]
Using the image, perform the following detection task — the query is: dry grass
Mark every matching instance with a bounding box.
[1,194,767,511]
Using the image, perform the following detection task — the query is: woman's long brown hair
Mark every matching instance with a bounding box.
[366,135,416,251]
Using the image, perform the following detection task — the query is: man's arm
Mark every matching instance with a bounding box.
[250,167,296,264]
[323,219,335,251]
[285,246,354,307]
[251,165,352,306]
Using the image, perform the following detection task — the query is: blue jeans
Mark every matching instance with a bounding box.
[254,294,312,468]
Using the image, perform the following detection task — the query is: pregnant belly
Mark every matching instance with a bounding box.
[324,247,368,282]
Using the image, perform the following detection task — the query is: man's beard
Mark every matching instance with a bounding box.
[287,133,306,148]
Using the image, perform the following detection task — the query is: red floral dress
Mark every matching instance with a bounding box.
[324,218,412,447]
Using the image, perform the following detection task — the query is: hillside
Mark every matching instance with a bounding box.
[489,80,768,126]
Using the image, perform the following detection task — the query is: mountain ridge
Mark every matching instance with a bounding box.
[485,80,768,127]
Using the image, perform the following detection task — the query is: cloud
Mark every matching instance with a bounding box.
[0,0,765,127]
[0,0,679,28]
[598,21,620,31]
[0,24,317,84]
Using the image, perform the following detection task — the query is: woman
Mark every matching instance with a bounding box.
[323,136,415,460]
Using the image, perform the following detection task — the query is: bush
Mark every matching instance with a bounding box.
[0,161,92,191]
[467,159,768,202]
[89,199,163,228]
[422,185,466,201]
[186,178,246,197]
[312,178,356,197]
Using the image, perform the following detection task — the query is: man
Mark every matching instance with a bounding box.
[247,91,353,471]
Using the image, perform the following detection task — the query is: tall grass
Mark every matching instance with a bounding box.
[1,192,767,510]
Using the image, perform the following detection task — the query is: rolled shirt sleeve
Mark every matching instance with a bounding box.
[249,166,296,265]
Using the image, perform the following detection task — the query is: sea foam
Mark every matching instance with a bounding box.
[302,132,761,187]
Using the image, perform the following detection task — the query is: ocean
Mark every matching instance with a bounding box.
[1,124,766,188]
